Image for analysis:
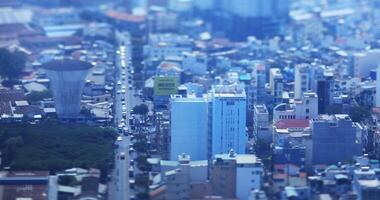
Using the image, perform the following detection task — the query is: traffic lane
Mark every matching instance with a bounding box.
[113,136,129,198]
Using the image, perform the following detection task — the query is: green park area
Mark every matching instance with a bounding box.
[0,121,116,177]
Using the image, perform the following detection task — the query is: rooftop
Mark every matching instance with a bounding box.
[42,59,93,71]
[275,119,310,129]
[255,104,268,114]
[214,152,261,165]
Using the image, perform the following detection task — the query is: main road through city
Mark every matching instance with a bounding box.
[108,32,141,200]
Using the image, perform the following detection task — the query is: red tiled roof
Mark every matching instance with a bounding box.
[275,119,310,129]
[106,10,145,23]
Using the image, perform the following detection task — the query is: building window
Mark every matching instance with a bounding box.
[306,108,309,113]
[251,180,255,183]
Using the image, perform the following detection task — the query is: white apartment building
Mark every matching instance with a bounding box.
[273,92,318,122]
[269,68,283,99]
[210,85,248,155]
[253,104,271,142]
[376,65,380,107]
[170,94,209,160]
[294,64,310,99]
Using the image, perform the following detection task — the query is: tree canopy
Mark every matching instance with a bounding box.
[132,104,149,115]
[0,48,26,80]
[0,122,116,180]
[26,90,53,103]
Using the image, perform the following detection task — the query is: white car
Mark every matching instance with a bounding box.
[121,89,126,94]
[117,81,122,85]
[117,136,123,141]
[119,152,125,160]
[116,90,121,94]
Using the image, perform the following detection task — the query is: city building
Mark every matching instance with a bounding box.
[352,49,380,78]
[251,61,266,104]
[170,94,209,160]
[0,171,57,200]
[273,92,318,122]
[182,51,208,75]
[144,33,192,64]
[269,68,283,101]
[149,154,210,200]
[376,65,380,107]
[209,84,248,156]
[211,150,263,200]
[43,59,93,119]
[294,64,310,99]
[253,104,271,143]
[316,71,335,113]
[308,114,362,168]
[352,166,380,200]
[272,119,310,170]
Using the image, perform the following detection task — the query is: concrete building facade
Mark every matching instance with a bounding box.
[209,85,248,155]
[170,94,209,160]
[294,64,310,99]
[273,92,318,122]
[211,151,263,200]
[269,68,283,101]
[43,59,92,119]
[309,114,362,167]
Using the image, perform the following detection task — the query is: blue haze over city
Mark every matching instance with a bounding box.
[0,0,380,199]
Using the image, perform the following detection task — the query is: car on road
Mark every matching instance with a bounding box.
[117,136,123,141]
[123,131,129,136]
[116,90,121,94]
[119,152,125,160]
[121,89,126,94]
[117,81,121,85]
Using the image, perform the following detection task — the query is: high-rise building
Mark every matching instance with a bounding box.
[316,72,334,113]
[209,85,248,155]
[308,114,362,167]
[211,150,263,200]
[269,68,283,101]
[251,61,266,104]
[253,104,271,143]
[170,94,209,160]
[294,64,310,99]
[43,59,93,119]
[376,65,380,107]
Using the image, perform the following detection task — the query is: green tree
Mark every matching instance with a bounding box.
[136,192,150,200]
[349,106,371,122]
[4,136,24,165]
[136,155,152,172]
[0,48,26,80]
[26,90,52,103]
[135,174,150,188]
[132,104,149,115]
